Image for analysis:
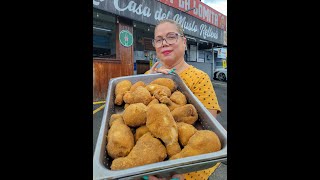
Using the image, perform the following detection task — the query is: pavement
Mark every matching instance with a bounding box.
[209,80,227,180]
[93,79,227,179]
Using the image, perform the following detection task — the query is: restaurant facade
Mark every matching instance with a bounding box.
[93,0,227,100]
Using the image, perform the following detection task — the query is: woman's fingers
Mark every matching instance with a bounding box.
[149,61,173,75]
[156,68,170,74]
[150,61,160,73]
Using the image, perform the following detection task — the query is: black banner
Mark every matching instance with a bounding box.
[93,0,224,44]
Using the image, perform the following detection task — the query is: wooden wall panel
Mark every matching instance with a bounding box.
[117,20,133,65]
[93,60,133,101]
[93,18,134,101]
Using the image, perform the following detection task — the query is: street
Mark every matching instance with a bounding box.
[209,80,227,180]
[93,80,227,179]
[212,80,227,131]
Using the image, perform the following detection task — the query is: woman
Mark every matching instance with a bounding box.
[145,19,222,180]
[147,19,221,117]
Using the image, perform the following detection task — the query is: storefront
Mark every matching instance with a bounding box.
[93,0,226,100]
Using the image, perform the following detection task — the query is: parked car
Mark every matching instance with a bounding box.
[214,67,227,81]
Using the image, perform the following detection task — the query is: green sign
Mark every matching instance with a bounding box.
[119,30,133,47]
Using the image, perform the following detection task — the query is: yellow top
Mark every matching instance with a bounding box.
[184,162,221,180]
[178,65,221,113]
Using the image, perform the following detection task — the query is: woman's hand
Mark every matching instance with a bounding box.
[149,61,172,75]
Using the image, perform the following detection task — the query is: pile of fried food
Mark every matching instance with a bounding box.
[107,78,221,170]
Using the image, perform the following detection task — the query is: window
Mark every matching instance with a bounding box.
[186,41,197,62]
[93,9,116,59]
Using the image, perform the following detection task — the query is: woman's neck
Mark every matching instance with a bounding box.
[161,58,190,74]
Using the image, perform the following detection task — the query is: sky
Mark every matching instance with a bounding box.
[202,0,227,16]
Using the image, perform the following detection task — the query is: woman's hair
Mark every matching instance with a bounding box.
[155,19,184,36]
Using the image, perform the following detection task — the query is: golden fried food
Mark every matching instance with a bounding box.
[158,96,182,111]
[171,104,198,124]
[145,84,171,97]
[114,80,132,105]
[177,122,198,146]
[107,114,134,159]
[130,81,146,92]
[123,86,152,106]
[122,103,147,127]
[170,90,187,105]
[111,132,167,170]
[108,114,122,127]
[170,130,221,160]
[134,125,150,142]
[153,88,171,101]
[147,98,159,107]
[146,104,181,157]
[150,78,176,92]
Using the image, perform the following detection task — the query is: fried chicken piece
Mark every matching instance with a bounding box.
[159,96,182,111]
[177,122,198,146]
[147,98,159,107]
[134,125,150,142]
[146,104,181,157]
[170,130,221,160]
[108,114,123,127]
[122,103,147,127]
[171,104,198,124]
[130,81,146,92]
[170,91,187,105]
[123,86,152,106]
[111,132,167,170]
[114,80,132,105]
[145,84,172,97]
[150,78,176,92]
[106,114,134,159]
[153,88,171,101]
[124,103,129,109]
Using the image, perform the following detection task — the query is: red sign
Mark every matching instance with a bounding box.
[159,0,226,31]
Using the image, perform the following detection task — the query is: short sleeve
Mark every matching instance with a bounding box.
[191,73,221,113]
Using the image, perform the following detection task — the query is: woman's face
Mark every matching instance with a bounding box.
[154,22,186,65]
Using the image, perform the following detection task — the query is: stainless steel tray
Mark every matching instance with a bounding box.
[93,73,227,180]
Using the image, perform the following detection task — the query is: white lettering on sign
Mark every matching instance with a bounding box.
[155,8,171,21]
[214,13,218,26]
[211,12,215,25]
[93,0,104,6]
[188,0,222,27]
[179,0,190,10]
[200,24,218,39]
[193,0,197,15]
[198,4,202,17]
[114,0,151,17]
[202,6,210,23]
[173,14,197,33]
[93,0,222,42]
[179,0,184,8]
